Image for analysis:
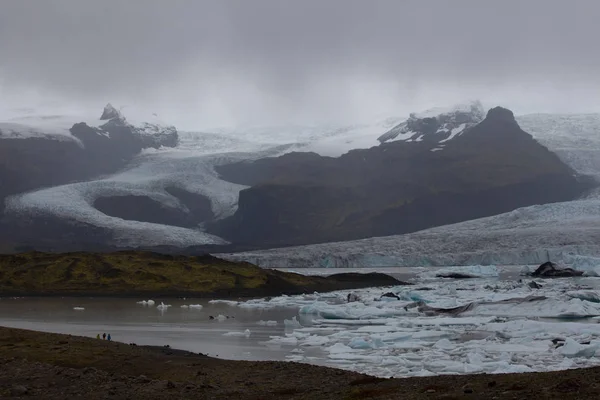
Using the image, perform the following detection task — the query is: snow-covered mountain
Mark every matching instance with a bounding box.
[0,103,178,148]
[1,110,406,248]
[2,102,599,255]
[221,112,600,267]
[197,116,404,157]
[377,101,486,147]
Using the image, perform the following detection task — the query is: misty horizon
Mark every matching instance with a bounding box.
[2,0,600,130]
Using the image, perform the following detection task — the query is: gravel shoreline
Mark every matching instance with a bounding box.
[1,326,599,399]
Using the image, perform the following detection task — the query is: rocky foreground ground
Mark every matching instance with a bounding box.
[1,327,599,399]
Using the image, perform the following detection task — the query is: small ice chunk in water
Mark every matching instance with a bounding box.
[208,299,239,306]
[284,316,302,328]
[433,339,455,350]
[223,329,251,338]
[257,320,278,326]
[348,337,385,349]
[73,307,85,311]
[178,303,203,309]
[156,302,171,310]
[216,314,227,321]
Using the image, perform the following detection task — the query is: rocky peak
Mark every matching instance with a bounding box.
[99,103,123,121]
[378,101,486,144]
[97,104,178,148]
[485,107,517,124]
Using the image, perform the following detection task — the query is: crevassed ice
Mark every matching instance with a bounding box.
[223,276,600,378]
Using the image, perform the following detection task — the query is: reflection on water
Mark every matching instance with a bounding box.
[0,265,591,366]
[0,297,304,361]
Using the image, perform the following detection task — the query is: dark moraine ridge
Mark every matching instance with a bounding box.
[94,196,194,228]
[0,251,403,298]
[93,188,214,228]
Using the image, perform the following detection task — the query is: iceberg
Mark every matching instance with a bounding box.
[566,291,600,303]
[223,329,251,338]
[257,320,278,326]
[238,273,600,378]
[559,338,600,358]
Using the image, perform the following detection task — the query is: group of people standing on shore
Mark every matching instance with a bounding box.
[96,332,111,341]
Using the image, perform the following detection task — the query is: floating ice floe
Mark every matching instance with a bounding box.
[568,256,600,276]
[136,299,155,306]
[566,291,600,303]
[257,320,278,326]
[223,329,251,338]
[238,276,600,378]
[208,299,239,306]
[283,316,302,328]
[156,302,171,310]
[559,338,600,358]
[180,304,203,309]
[73,307,85,311]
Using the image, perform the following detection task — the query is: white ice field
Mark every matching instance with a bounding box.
[215,266,600,378]
[224,113,600,267]
[4,107,600,259]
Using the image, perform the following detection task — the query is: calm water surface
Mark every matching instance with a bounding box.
[0,297,304,360]
[0,266,540,361]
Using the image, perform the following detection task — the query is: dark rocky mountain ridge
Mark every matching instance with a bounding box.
[0,104,595,253]
[209,107,592,247]
[377,100,486,144]
[0,105,179,249]
[0,104,179,205]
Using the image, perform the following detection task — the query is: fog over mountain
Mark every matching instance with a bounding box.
[1,0,600,129]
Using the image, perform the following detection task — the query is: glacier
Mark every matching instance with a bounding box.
[222,113,600,267]
[5,135,296,247]
[3,105,600,253]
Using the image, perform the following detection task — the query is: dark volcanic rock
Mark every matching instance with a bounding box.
[0,213,114,253]
[378,101,485,143]
[210,106,591,247]
[94,189,213,228]
[436,273,476,279]
[91,187,213,229]
[326,272,406,286]
[94,196,199,228]
[70,121,142,164]
[531,261,584,278]
[528,281,543,289]
[165,187,214,222]
[380,292,401,300]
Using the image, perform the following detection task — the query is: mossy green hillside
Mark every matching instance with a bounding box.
[0,251,399,296]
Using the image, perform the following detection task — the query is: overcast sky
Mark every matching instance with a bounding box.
[1,0,600,129]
